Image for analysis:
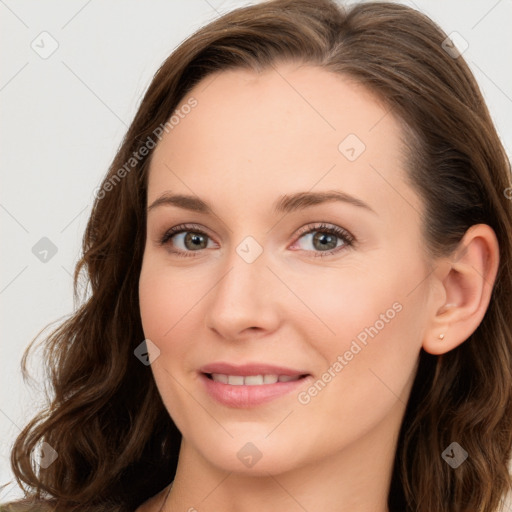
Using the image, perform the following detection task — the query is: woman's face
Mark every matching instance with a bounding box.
[139,62,436,476]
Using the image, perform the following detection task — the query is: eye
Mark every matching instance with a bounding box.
[158,222,355,259]
[291,223,355,258]
[159,223,216,258]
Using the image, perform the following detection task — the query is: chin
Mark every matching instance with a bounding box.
[189,431,308,476]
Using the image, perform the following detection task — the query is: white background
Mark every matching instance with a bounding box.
[1,0,511,506]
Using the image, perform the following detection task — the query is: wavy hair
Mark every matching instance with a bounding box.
[4,1,512,510]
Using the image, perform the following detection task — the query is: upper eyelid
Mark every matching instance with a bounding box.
[159,223,213,243]
[295,222,351,236]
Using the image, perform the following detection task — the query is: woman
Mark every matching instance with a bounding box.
[2,0,511,510]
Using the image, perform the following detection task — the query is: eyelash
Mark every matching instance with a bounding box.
[158,222,355,259]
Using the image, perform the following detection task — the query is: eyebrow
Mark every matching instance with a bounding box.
[147,190,376,216]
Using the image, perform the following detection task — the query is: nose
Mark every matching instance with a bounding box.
[204,248,282,340]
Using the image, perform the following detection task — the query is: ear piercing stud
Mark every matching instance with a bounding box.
[438,333,445,340]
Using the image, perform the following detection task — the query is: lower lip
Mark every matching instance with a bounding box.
[200,373,309,408]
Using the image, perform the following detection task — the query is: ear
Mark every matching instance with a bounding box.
[422,224,500,355]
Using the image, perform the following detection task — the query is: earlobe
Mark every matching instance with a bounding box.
[422,224,500,356]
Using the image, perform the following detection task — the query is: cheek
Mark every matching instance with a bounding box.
[292,252,426,394]
[293,296,422,458]
[139,272,170,343]
[138,258,203,428]
[138,255,196,343]
[138,256,220,381]
[283,263,406,354]
[296,243,427,350]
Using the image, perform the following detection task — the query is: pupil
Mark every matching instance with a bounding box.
[186,233,206,249]
[314,232,336,250]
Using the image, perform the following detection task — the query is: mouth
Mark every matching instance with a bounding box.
[204,372,308,385]
[199,363,311,407]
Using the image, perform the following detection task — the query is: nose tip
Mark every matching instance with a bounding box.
[204,256,281,341]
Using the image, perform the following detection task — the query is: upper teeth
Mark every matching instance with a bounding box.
[211,374,301,385]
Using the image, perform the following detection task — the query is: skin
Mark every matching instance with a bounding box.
[137,61,499,512]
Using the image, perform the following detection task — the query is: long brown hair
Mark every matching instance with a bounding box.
[5,1,512,510]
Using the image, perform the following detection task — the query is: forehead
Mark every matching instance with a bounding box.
[147,62,420,223]
[158,62,400,156]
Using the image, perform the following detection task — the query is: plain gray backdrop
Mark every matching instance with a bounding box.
[1,0,511,505]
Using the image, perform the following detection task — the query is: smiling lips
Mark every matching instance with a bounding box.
[199,363,310,408]
[210,373,302,385]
